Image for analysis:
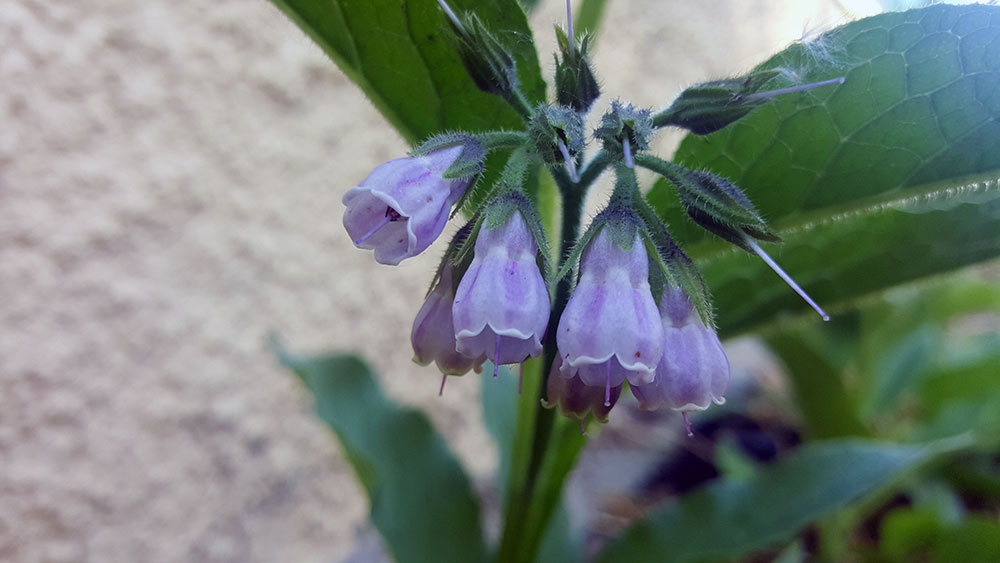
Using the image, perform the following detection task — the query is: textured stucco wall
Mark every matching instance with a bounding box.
[2,1,861,561]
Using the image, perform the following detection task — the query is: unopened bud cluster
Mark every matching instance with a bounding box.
[340,3,840,431]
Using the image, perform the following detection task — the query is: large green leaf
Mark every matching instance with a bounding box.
[277,348,487,563]
[269,0,545,144]
[598,440,949,563]
[651,4,1000,334]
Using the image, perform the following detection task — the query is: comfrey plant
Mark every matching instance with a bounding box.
[273,1,1000,561]
[343,1,835,432]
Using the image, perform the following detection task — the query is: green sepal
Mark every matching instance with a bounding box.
[429,217,479,298]
[594,100,653,159]
[451,145,532,217]
[412,132,486,180]
[554,204,639,281]
[633,193,715,327]
[652,69,782,134]
[527,104,585,168]
[553,25,600,113]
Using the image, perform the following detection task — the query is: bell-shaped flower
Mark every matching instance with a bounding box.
[342,146,470,265]
[544,356,621,423]
[452,211,550,375]
[411,267,486,377]
[556,227,663,400]
[631,285,729,413]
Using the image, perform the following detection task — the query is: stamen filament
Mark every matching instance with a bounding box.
[741,231,830,321]
[741,76,845,103]
[622,136,634,169]
[354,215,392,245]
[493,334,501,379]
[557,140,579,182]
[439,373,447,396]
[437,0,464,32]
[682,412,694,437]
[580,417,587,436]
[604,362,611,407]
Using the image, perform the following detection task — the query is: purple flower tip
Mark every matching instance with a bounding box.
[343,146,470,265]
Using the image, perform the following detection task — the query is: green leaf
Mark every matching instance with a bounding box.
[767,332,869,439]
[653,5,1000,334]
[598,439,947,563]
[270,0,545,144]
[277,348,487,563]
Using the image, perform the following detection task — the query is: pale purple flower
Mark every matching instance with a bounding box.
[342,146,470,265]
[452,211,550,375]
[411,267,486,377]
[631,285,729,415]
[556,228,663,404]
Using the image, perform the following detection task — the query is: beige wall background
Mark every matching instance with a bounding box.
[1,1,892,561]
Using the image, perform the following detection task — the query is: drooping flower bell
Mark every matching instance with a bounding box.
[544,356,621,424]
[452,208,550,376]
[631,285,730,432]
[411,266,486,379]
[556,224,663,405]
[342,145,471,265]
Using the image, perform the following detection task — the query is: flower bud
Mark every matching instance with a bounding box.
[342,146,470,265]
[594,101,652,168]
[527,105,585,172]
[412,267,486,376]
[556,226,663,401]
[681,171,779,250]
[553,26,600,113]
[654,69,844,135]
[452,210,550,375]
[543,356,621,423]
[439,2,520,103]
[631,285,729,412]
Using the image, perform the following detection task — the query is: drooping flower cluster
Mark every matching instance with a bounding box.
[339,1,840,431]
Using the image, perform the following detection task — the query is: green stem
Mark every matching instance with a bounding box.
[480,130,531,151]
[496,171,580,563]
[496,148,611,563]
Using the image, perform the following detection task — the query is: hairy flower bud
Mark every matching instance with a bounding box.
[452,210,550,375]
[631,285,729,413]
[654,69,844,134]
[342,146,470,265]
[557,227,663,404]
[438,2,520,103]
[412,267,486,376]
[553,26,600,113]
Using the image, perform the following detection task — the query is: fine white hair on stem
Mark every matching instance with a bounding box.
[437,0,464,32]
[740,231,830,321]
[566,0,575,54]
